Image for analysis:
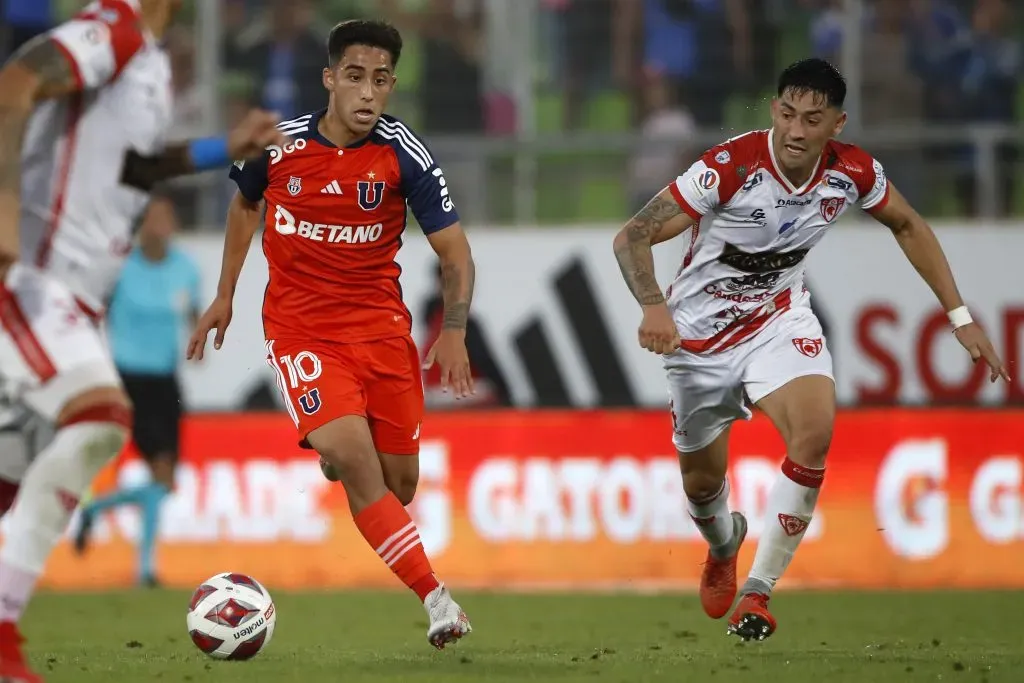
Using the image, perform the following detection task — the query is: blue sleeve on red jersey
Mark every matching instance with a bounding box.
[228,153,269,203]
[382,119,460,234]
[402,162,459,234]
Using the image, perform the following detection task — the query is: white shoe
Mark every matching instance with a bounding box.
[424,583,471,649]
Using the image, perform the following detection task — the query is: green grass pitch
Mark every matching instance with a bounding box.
[23,589,1022,682]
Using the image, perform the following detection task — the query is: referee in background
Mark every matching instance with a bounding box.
[73,195,201,588]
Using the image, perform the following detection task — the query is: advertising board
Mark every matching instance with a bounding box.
[32,409,1024,590]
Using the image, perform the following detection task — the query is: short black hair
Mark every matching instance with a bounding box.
[327,19,403,69]
[777,58,846,109]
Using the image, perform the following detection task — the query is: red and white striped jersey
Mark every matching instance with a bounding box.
[18,0,172,312]
[665,129,890,354]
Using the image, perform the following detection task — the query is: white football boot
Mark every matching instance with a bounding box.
[424,583,472,649]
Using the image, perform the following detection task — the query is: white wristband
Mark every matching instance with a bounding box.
[947,306,973,330]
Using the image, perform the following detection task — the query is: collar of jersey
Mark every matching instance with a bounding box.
[767,128,823,195]
[310,108,376,150]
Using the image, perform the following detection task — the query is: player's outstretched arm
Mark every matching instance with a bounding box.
[121,110,289,192]
[613,188,695,355]
[422,223,476,398]
[186,192,262,361]
[871,183,1009,382]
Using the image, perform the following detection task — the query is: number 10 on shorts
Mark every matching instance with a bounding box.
[276,350,323,416]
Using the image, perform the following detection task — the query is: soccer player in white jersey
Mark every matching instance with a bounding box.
[613,59,1009,642]
[0,1,286,679]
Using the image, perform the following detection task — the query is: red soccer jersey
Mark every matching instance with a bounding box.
[228,110,458,343]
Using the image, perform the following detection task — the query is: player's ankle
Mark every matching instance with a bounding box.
[709,537,735,560]
[740,577,772,597]
[412,573,441,602]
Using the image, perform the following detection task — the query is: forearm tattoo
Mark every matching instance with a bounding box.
[440,258,476,330]
[0,105,28,196]
[14,36,77,98]
[614,195,681,305]
[0,38,78,196]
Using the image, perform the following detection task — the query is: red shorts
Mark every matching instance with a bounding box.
[266,336,423,454]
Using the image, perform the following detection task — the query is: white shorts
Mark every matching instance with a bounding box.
[0,264,120,421]
[664,307,834,453]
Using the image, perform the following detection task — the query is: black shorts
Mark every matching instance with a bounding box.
[120,372,182,461]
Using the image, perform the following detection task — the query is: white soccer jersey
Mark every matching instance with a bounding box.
[18,0,173,313]
[665,129,889,353]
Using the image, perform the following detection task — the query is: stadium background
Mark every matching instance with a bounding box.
[4,0,1023,591]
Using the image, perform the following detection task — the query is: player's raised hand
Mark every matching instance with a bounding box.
[422,330,475,400]
[187,296,233,362]
[638,303,681,355]
[227,109,290,160]
[954,322,1010,383]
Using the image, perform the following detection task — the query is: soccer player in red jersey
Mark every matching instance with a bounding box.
[188,20,474,649]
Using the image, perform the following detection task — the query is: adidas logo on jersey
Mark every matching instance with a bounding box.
[321,180,342,195]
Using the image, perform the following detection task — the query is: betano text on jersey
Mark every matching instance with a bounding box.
[229,109,458,343]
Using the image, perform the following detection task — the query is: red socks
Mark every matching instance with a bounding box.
[354,492,440,601]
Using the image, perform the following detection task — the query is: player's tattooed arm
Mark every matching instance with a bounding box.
[613,189,695,306]
[0,38,80,189]
[440,260,475,329]
[0,36,81,259]
[0,100,30,204]
[121,145,195,192]
[427,223,475,330]
[6,35,81,100]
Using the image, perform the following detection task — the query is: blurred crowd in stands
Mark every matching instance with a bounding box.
[1,0,1020,220]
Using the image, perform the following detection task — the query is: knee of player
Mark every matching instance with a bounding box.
[680,469,727,502]
[787,424,833,468]
[58,398,133,466]
[378,453,419,504]
[391,478,418,506]
[58,387,132,428]
[317,445,377,485]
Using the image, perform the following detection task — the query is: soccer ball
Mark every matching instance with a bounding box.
[186,572,277,660]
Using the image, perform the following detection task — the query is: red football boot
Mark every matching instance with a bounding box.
[727,592,777,641]
[0,621,43,682]
[698,511,748,619]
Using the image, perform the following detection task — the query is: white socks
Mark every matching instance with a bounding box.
[0,421,125,623]
[686,479,734,557]
[0,564,36,623]
[744,457,824,596]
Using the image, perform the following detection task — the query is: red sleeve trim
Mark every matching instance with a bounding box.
[79,1,144,79]
[699,132,761,205]
[109,23,144,77]
[50,38,84,90]
[833,141,877,199]
[865,183,891,215]
[668,182,702,221]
